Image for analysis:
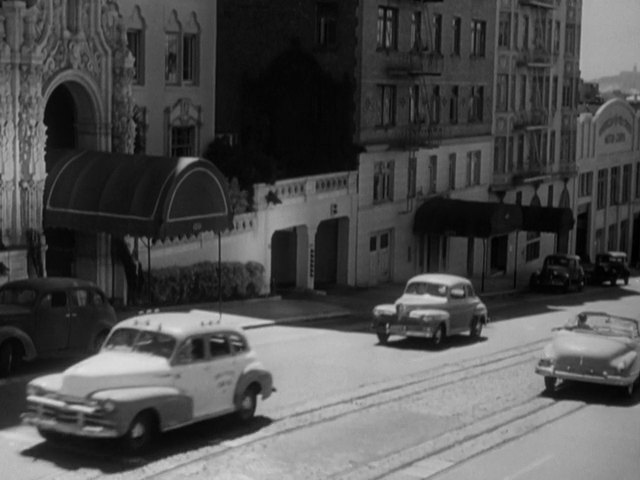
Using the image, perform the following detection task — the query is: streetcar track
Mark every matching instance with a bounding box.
[124,339,550,480]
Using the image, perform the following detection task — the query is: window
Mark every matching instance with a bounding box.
[411,11,423,50]
[165,32,179,84]
[466,150,481,186]
[622,164,631,203]
[70,289,89,307]
[127,29,144,85]
[610,166,620,205]
[496,74,509,112]
[578,171,593,197]
[170,126,196,157]
[409,85,421,124]
[228,332,248,353]
[449,85,459,124]
[498,12,511,48]
[433,13,442,54]
[522,15,529,50]
[377,85,396,127]
[377,7,398,50]
[468,86,484,122]
[549,130,556,165]
[525,231,540,262]
[608,224,617,251]
[428,155,437,193]
[317,2,338,48]
[209,334,231,358]
[431,86,441,124]
[636,163,640,199]
[547,185,554,207]
[596,169,607,209]
[373,161,394,203]
[494,137,507,174]
[516,134,525,171]
[182,33,198,84]
[620,220,629,252]
[470,20,486,57]
[452,17,461,55]
[408,156,417,198]
[165,31,199,85]
[565,24,577,55]
[519,75,527,110]
[448,153,456,190]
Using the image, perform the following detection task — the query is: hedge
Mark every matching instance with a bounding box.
[148,261,266,305]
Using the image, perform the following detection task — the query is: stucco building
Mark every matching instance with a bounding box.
[575,98,640,265]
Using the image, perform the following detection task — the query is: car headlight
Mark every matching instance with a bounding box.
[99,400,117,413]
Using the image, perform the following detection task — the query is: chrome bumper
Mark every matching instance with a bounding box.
[535,366,634,387]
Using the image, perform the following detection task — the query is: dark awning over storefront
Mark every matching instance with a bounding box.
[413,197,522,238]
[44,150,233,239]
[520,205,574,233]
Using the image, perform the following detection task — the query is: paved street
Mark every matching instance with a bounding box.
[0,281,639,479]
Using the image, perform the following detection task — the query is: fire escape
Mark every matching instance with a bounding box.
[385,0,443,151]
[513,0,556,182]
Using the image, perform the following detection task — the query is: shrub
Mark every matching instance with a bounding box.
[148,261,266,306]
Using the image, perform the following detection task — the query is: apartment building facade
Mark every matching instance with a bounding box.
[489,0,582,279]
[575,98,640,266]
[0,0,219,299]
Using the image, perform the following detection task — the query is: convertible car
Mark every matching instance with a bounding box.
[535,311,640,397]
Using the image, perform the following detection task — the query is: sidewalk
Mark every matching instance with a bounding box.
[117,276,527,331]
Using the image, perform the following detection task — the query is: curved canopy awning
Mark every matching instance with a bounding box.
[520,205,575,233]
[413,197,522,238]
[44,150,233,239]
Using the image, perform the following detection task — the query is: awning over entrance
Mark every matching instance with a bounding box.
[44,150,233,239]
[413,197,522,238]
[520,205,574,233]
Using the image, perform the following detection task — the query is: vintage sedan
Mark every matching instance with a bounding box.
[529,254,585,293]
[583,251,631,286]
[22,311,275,453]
[535,311,640,397]
[372,274,488,346]
[0,277,117,376]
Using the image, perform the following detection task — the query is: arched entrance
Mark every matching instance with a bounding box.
[43,81,101,279]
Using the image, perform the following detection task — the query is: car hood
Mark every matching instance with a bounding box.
[394,294,447,308]
[551,331,632,360]
[54,352,172,397]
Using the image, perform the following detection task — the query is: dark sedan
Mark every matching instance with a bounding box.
[0,277,117,376]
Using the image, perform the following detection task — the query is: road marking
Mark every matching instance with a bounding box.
[502,453,555,480]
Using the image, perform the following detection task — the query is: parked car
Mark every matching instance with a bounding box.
[371,274,488,347]
[0,277,117,376]
[582,251,630,286]
[22,311,275,453]
[535,311,640,397]
[529,254,585,292]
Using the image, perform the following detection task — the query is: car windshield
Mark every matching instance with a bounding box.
[566,313,639,338]
[546,257,569,267]
[405,282,448,297]
[103,327,177,359]
[0,286,38,307]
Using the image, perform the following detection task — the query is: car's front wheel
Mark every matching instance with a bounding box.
[376,331,389,345]
[121,411,158,454]
[625,375,640,398]
[431,324,445,347]
[469,317,483,339]
[236,387,257,422]
[544,376,557,394]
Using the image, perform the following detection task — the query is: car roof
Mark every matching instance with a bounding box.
[599,251,627,257]
[0,276,100,291]
[116,311,246,340]
[406,273,472,286]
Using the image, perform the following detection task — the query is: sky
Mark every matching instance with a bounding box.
[580,0,640,80]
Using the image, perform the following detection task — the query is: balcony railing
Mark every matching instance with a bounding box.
[491,162,578,190]
[516,49,554,68]
[386,51,444,77]
[399,123,442,150]
[518,0,556,9]
[513,109,549,129]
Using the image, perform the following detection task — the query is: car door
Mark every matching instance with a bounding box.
[447,284,474,333]
[33,290,71,353]
[208,333,244,412]
[173,336,219,419]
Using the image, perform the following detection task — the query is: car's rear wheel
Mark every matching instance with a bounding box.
[469,317,483,339]
[121,411,157,454]
[376,331,389,345]
[0,341,18,377]
[431,324,445,347]
[544,376,557,394]
[236,387,257,422]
